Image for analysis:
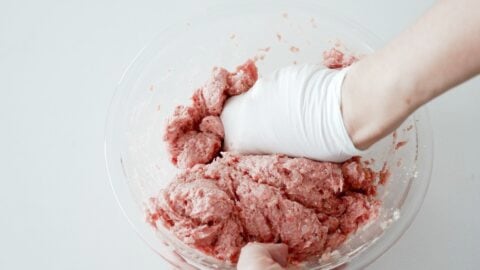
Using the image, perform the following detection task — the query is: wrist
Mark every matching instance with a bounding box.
[340,57,417,149]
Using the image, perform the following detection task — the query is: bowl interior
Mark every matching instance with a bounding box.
[105,1,432,269]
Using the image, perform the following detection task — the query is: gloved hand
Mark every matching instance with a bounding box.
[237,243,288,270]
[221,64,364,163]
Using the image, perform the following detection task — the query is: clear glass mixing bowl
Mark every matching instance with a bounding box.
[105,1,433,269]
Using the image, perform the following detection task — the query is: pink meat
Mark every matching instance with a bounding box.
[163,60,257,168]
[148,153,380,263]
[153,54,383,264]
[323,48,358,69]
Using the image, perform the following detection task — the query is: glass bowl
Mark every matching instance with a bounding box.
[105,1,433,269]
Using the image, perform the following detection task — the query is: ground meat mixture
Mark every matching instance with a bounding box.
[149,54,382,264]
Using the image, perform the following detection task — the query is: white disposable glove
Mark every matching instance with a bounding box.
[221,64,364,163]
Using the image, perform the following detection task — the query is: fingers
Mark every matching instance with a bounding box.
[259,243,289,267]
[237,242,288,270]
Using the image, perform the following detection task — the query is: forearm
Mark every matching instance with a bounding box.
[342,0,480,149]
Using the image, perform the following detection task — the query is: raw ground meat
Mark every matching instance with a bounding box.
[148,153,380,263]
[152,53,383,264]
[163,60,257,168]
[323,48,358,69]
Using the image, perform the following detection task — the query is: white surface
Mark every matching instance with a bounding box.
[0,0,478,269]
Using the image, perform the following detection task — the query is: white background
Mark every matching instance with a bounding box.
[1,0,479,269]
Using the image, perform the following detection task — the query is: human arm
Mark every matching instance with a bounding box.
[342,0,480,149]
[221,0,480,162]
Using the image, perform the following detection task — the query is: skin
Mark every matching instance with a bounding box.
[342,0,480,149]
[238,0,480,268]
[237,243,288,270]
